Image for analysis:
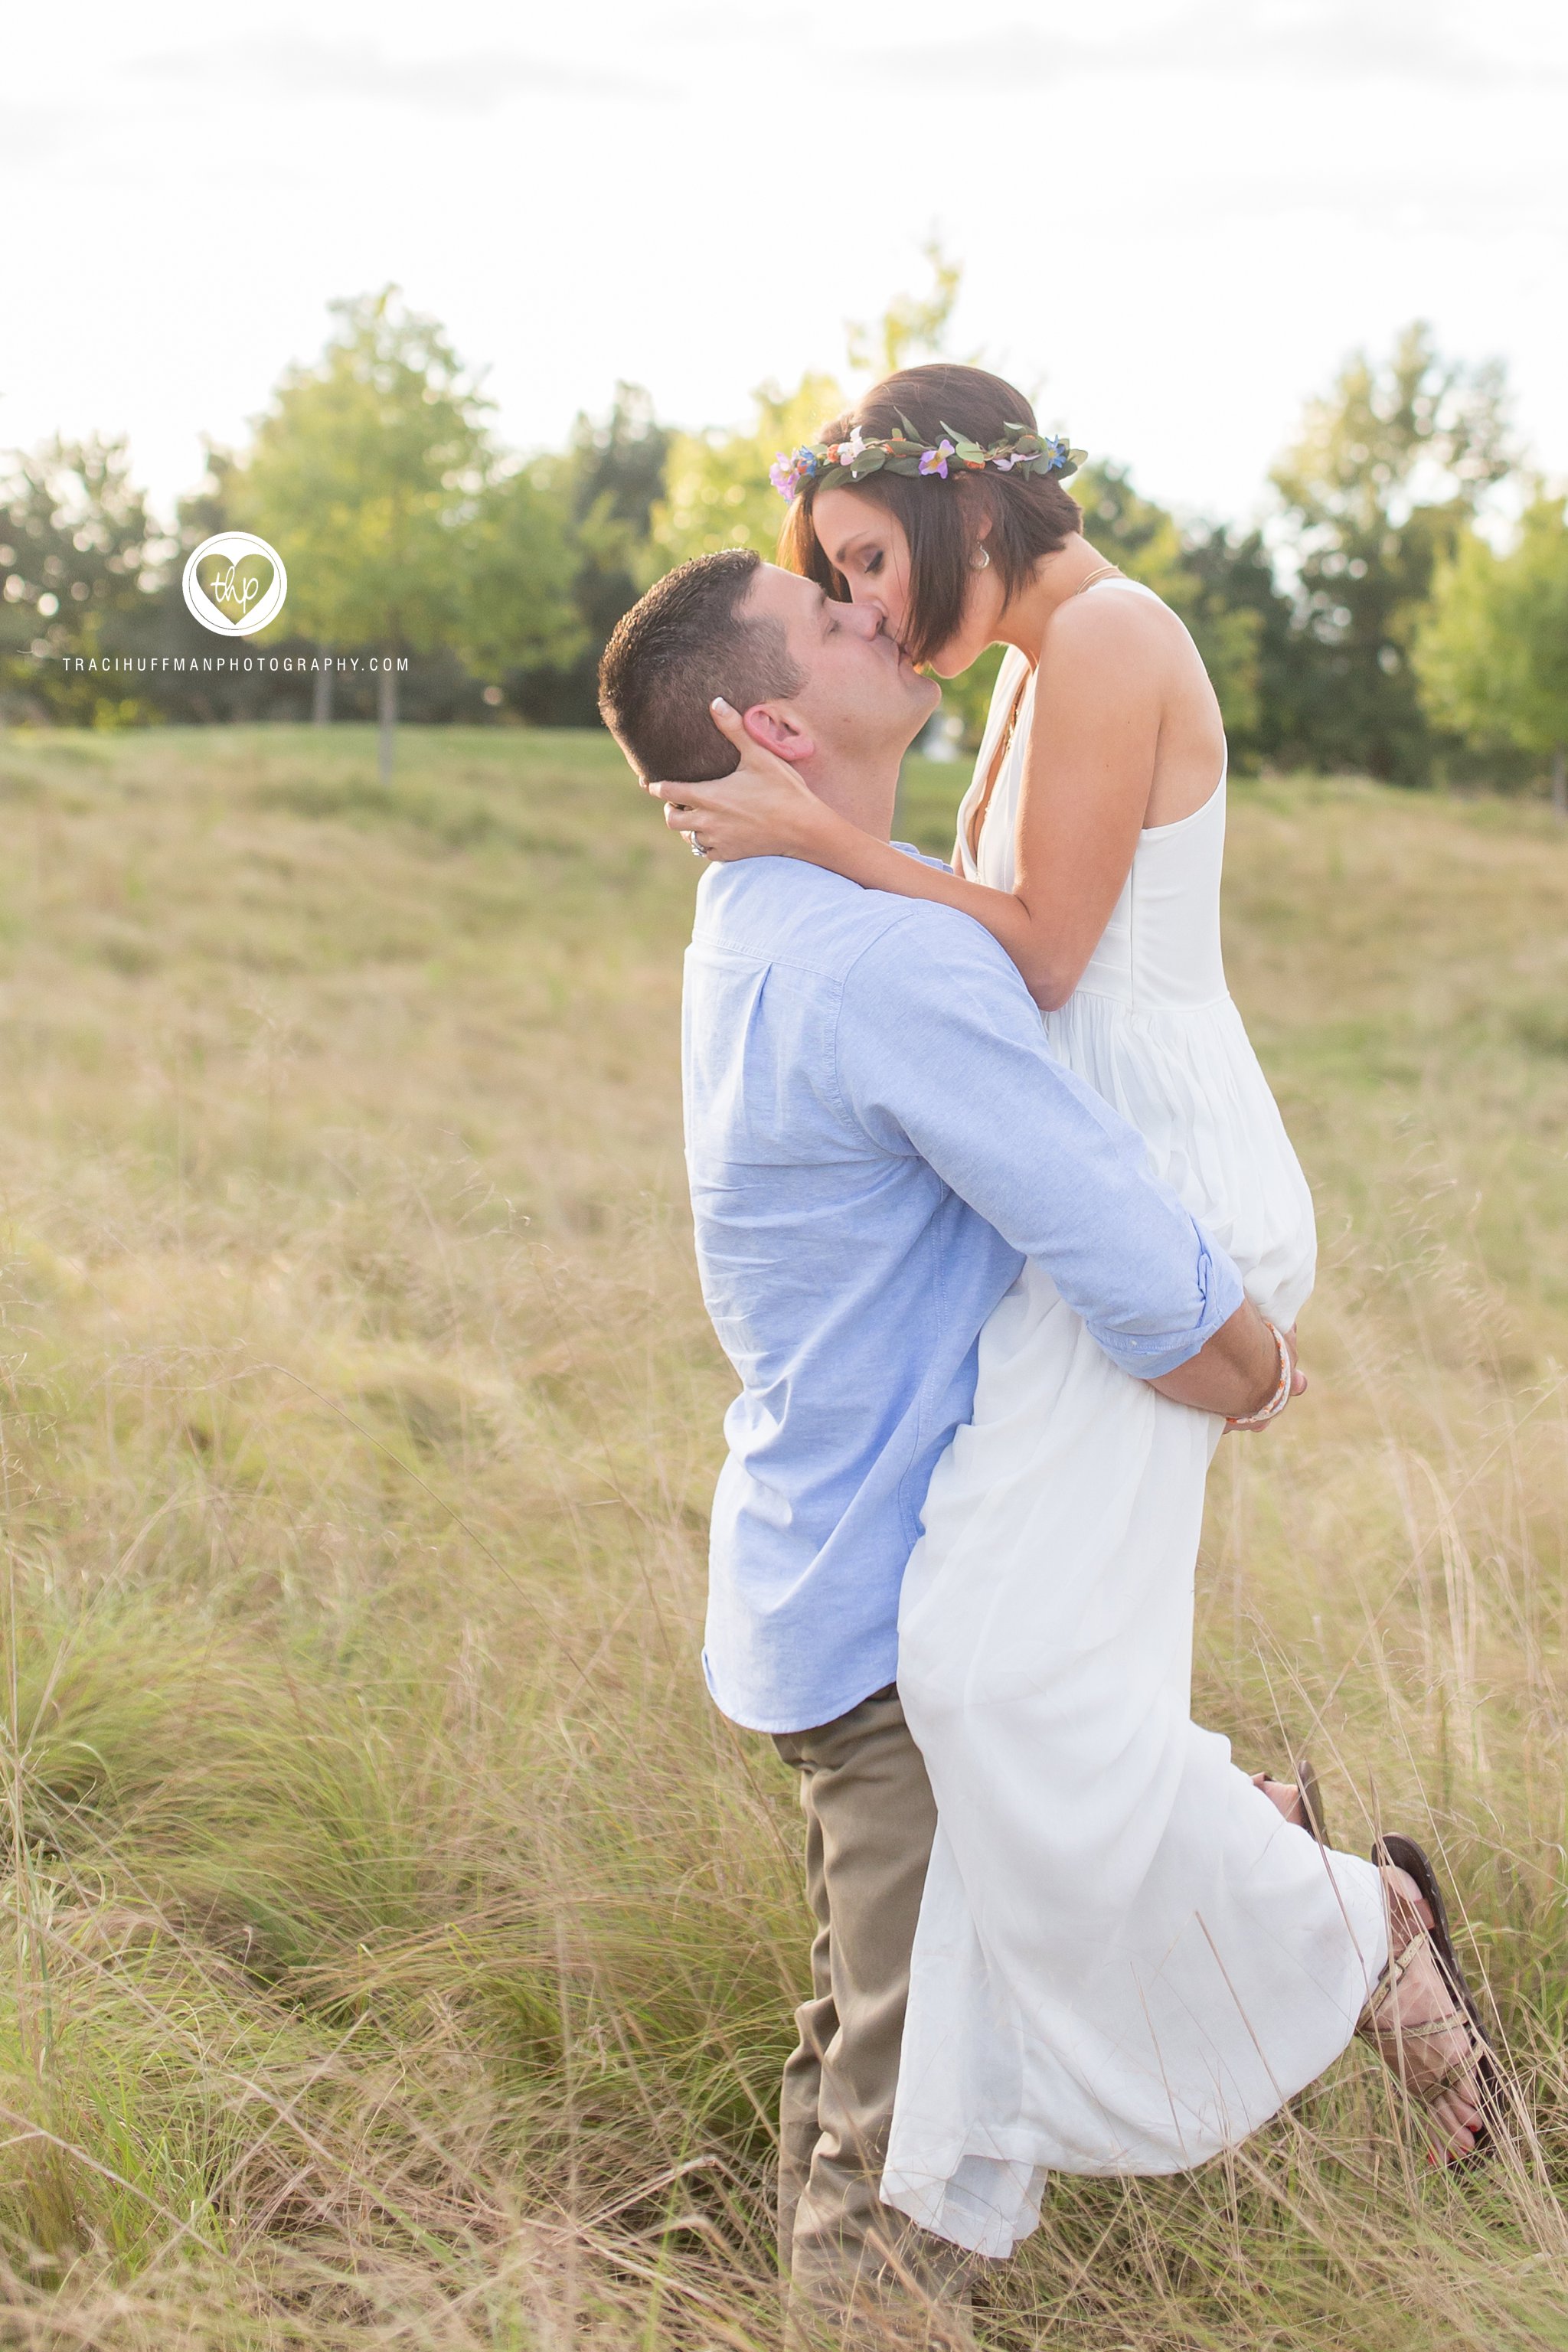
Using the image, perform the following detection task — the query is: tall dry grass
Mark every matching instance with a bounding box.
[0,723,1558,2347]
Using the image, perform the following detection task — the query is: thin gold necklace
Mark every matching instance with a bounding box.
[1074,560,1125,596]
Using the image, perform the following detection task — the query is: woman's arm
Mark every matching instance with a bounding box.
[649,714,1072,998]
[645,595,1171,1011]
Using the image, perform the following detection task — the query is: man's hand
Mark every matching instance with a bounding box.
[1223,1321,1303,1432]
[1148,1302,1304,1426]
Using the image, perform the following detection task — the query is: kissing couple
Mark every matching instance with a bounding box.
[599,364,1498,2334]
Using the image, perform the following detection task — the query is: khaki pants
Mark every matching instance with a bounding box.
[772,1686,974,2327]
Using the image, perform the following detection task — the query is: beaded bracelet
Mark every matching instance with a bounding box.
[1226,1319,1294,1431]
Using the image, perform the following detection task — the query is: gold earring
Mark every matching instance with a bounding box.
[969,547,990,570]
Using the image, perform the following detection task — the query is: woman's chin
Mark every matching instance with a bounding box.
[929,642,985,680]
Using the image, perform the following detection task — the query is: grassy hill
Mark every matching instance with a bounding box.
[0,723,1562,2347]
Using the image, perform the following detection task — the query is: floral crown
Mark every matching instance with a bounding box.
[769,415,1084,503]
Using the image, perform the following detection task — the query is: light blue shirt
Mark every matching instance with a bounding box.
[683,852,1244,1735]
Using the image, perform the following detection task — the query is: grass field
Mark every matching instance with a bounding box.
[0,721,1563,2347]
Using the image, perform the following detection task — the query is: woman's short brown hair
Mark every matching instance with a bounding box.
[779,364,1083,665]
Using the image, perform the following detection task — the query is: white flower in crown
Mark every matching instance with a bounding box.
[835,428,869,466]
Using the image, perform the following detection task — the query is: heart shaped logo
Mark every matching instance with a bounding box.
[194,549,275,626]
[181,531,289,636]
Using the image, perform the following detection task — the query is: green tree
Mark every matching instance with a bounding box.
[652,373,843,570]
[1413,495,1568,811]
[516,387,671,725]
[1180,523,1307,769]
[844,237,965,379]
[1269,322,1514,781]
[459,465,584,707]
[234,287,493,778]
[0,436,161,724]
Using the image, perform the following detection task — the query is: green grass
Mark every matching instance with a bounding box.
[0,723,1560,2344]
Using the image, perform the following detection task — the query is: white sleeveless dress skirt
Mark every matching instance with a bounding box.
[880,588,1388,2259]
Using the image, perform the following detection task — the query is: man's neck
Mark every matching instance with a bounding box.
[796,750,903,844]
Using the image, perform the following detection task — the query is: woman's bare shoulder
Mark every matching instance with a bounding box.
[1042,580,1182,648]
[1037,580,1183,694]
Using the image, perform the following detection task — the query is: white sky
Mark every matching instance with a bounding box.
[8,0,1566,531]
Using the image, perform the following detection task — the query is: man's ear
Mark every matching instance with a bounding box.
[741,703,816,766]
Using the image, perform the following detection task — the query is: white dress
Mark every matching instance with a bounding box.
[880,593,1388,2260]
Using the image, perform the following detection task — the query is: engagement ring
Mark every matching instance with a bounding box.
[689,837,709,858]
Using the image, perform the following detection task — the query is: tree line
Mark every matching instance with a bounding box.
[2,279,1564,797]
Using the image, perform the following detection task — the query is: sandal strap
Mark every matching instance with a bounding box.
[1357,1925,1489,2096]
[1361,2010,1476,2057]
[1359,1924,1433,2029]
[1359,2031,1481,2100]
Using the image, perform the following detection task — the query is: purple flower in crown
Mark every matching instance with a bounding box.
[769,445,822,501]
[919,439,956,479]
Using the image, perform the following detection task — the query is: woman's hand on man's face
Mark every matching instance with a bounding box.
[640,697,831,864]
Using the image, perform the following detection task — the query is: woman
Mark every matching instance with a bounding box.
[648,367,1494,2247]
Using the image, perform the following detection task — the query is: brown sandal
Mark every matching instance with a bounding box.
[1358,1834,1500,2159]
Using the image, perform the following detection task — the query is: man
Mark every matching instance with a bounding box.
[597,550,1292,2328]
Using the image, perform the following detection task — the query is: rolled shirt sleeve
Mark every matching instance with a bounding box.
[832,903,1244,1379]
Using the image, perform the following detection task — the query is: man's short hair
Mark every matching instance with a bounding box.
[598,549,803,782]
